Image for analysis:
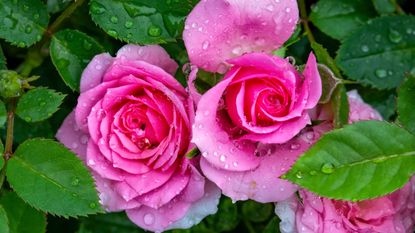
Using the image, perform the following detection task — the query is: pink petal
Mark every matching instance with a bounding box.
[347,90,383,122]
[167,181,221,230]
[200,136,313,202]
[183,0,298,73]
[193,70,260,171]
[94,174,141,212]
[240,113,311,144]
[80,53,113,93]
[86,141,124,181]
[187,65,202,105]
[136,169,190,209]
[55,111,89,160]
[302,53,321,109]
[116,45,178,75]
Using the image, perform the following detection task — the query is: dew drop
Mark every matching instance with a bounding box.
[232,45,242,55]
[233,161,238,167]
[361,45,369,53]
[266,4,274,11]
[107,29,118,37]
[389,29,402,43]
[89,202,97,209]
[25,26,32,34]
[321,163,335,174]
[309,170,317,175]
[148,25,161,37]
[219,154,226,162]
[90,1,106,15]
[285,7,291,13]
[124,20,133,29]
[88,159,96,166]
[71,142,79,149]
[110,16,118,24]
[202,41,209,50]
[295,171,303,179]
[290,143,300,150]
[202,151,208,157]
[71,177,80,186]
[143,213,155,225]
[375,69,387,78]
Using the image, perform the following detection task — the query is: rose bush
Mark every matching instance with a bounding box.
[56,44,220,232]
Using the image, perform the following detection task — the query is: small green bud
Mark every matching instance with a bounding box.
[0,70,23,98]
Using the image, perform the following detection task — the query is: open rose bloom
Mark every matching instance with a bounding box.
[184,0,323,203]
[56,45,220,232]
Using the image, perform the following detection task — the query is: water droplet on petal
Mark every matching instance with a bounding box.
[143,213,155,225]
[219,154,226,162]
[202,41,209,50]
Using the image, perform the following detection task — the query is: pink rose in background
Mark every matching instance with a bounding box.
[274,91,404,233]
[183,0,299,73]
[56,44,220,232]
[276,184,415,233]
[191,52,321,203]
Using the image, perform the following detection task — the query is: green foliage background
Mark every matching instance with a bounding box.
[0,0,414,232]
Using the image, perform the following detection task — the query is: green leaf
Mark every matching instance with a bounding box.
[0,0,49,47]
[336,15,415,89]
[50,29,104,91]
[262,217,280,233]
[89,0,196,44]
[283,121,415,201]
[331,85,349,129]
[78,212,145,233]
[317,64,341,104]
[0,205,9,233]
[310,42,342,78]
[204,197,239,232]
[7,139,102,217]
[12,117,54,144]
[372,0,395,15]
[0,192,46,233]
[398,75,415,134]
[15,87,65,123]
[47,0,70,14]
[241,201,273,223]
[309,0,376,40]
[0,46,6,69]
[0,100,6,128]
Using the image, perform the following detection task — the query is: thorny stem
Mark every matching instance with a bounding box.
[0,98,17,189]
[298,0,315,44]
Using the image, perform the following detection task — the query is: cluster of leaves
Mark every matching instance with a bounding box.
[0,0,414,232]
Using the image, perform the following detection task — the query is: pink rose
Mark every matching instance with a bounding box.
[191,52,321,203]
[183,0,299,73]
[56,45,220,232]
[183,0,319,203]
[276,184,415,233]
[275,91,405,233]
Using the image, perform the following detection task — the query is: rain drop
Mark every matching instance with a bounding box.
[110,16,119,24]
[143,213,155,225]
[232,45,242,55]
[233,161,238,167]
[361,45,369,53]
[266,4,274,12]
[202,151,208,157]
[295,171,303,179]
[375,69,387,78]
[88,159,96,166]
[321,163,335,174]
[285,7,291,13]
[290,143,300,150]
[71,177,80,186]
[107,29,118,37]
[25,26,32,34]
[389,29,402,43]
[202,41,209,50]
[89,202,97,209]
[90,2,106,15]
[124,21,133,29]
[148,25,161,37]
[71,142,79,149]
[219,154,226,162]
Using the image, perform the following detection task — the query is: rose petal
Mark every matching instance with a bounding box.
[167,181,221,230]
[55,111,89,160]
[80,53,113,93]
[116,44,178,75]
[274,195,298,233]
[200,136,310,202]
[240,113,311,144]
[193,69,260,171]
[86,141,125,181]
[183,0,298,73]
[347,90,383,122]
[94,174,141,212]
[302,53,321,109]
